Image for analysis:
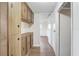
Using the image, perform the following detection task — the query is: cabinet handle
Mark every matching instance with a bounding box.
[23,48,24,50]
[17,25,20,28]
[17,38,19,40]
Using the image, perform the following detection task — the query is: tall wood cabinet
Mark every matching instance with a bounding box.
[0,2,8,56]
[8,2,34,56]
[8,3,21,56]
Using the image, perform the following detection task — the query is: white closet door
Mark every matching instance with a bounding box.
[60,13,71,56]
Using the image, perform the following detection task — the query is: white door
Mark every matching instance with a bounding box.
[59,13,71,56]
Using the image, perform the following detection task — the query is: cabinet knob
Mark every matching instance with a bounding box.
[17,25,20,28]
[17,38,20,40]
[23,48,24,50]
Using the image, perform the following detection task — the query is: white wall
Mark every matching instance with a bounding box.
[40,23,48,36]
[33,13,40,47]
[47,24,52,45]
[39,13,52,46]
[72,3,79,56]
[60,13,71,56]
[21,22,33,33]
[48,12,57,55]
[33,13,50,47]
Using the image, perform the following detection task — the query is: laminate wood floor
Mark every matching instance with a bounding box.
[29,36,55,56]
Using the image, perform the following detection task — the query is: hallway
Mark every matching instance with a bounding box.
[29,36,55,56]
[0,2,79,56]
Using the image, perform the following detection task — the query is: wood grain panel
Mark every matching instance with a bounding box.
[0,2,8,56]
[21,34,27,56]
[8,2,21,56]
[27,7,32,23]
[21,3,28,22]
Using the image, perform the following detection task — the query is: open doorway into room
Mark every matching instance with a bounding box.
[40,23,51,46]
[40,23,55,56]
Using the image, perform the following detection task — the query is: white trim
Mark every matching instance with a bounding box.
[71,2,73,56]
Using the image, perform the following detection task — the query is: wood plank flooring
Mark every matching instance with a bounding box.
[29,36,55,56]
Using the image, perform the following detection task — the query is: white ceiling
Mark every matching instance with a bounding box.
[27,2,58,13]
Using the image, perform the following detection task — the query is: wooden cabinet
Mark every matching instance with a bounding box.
[21,34,27,56]
[21,3,28,22]
[8,3,21,56]
[21,3,34,24]
[30,32,33,48]
[26,33,31,52]
[27,7,32,23]
[0,2,8,56]
[9,34,21,56]
[21,32,33,56]
[8,2,34,56]
[0,2,34,56]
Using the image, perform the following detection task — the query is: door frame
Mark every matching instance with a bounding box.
[58,2,72,56]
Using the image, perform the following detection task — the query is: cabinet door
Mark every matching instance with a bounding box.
[21,3,28,22]
[0,2,8,56]
[21,36,25,56]
[21,34,27,56]
[8,3,21,56]
[9,34,21,56]
[28,8,32,23]
[24,3,28,22]
[21,3,25,20]
[9,3,21,35]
